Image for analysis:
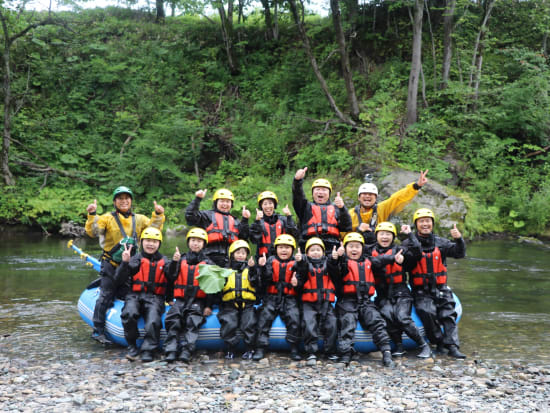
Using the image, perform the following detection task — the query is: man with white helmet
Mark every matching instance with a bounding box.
[350,170,428,244]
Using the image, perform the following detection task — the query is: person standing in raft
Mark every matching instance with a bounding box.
[253,234,301,361]
[401,208,467,359]
[163,228,215,363]
[185,188,250,268]
[294,237,338,362]
[292,167,352,254]
[115,227,168,362]
[365,222,431,359]
[218,240,260,360]
[348,170,428,244]
[85,186,165,345]
[329,232,400,367]
[250,191,298,259]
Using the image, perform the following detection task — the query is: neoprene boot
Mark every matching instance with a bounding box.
[340,352,351,365]
[435,343,448,355]
[417,343,432,359]
[447,345,466,359]
[165,352,177,363]
[242,350,254,360]
[252,348,265,361]
[391,343,405,357]
[178,349,191,363]
[92,330,113,345]
[141,351,153,363]
[126,344,139,361]
[382,351,395,367]
[290,345,302,361]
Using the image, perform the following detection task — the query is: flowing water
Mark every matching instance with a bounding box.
[1,233,549,367]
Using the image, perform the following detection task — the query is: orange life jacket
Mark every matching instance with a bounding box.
[258,219,284,256]
[132,257,167,295]
[410,247,447,287]
[341,259,376,297]
[305,204,340,237]
[371,248,404,285]
[173,260,207,299]
[206,212,239,244]
[302,262,335,303]
[266,258,297,296]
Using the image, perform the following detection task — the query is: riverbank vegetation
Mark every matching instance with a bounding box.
[0,1,549,237]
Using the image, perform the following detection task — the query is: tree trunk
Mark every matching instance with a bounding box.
[441,0,456,88]
[217,0,239,75]
[330,0,360,120]
[424,0,437,91]
[261,0,274,40]
[469,0,495,89]
[2,45,15,186]
[273,0,279,40]
[237,0,244,24]
[288,0,355,126]
[156,0,165,21]
[543,32,548,58]
[405,0,423,128]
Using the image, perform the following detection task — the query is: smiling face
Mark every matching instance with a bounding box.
[261,199,276,217]
[345,241,363,259]
[312,187,330,204]
[216,198,232,213]
[358,192,377,209]
[188,237,205,253]
[276,244,293,260]
[142,238,160,254]
[306,244,324,259]
[232,247,248,262]
[114,193,132,213]
[416,217,434,236]
[376,230,394,248]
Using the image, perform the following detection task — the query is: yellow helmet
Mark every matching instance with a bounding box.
[305,237,325,252]
[186,227,208,244]
[375,222,397,237]
[213,188,235,202]
[257,191,279,208]
[228,239,250,257]
[274,234,296,250]
[413,208,435,224]
[343,232,365,246]
[311,178,332,192]
[141,227,162,242]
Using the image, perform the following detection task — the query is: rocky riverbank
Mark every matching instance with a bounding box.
[1,350,549,412]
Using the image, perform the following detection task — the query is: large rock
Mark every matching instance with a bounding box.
[375,169,467,230]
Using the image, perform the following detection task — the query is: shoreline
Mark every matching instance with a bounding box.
[1,351,548,411]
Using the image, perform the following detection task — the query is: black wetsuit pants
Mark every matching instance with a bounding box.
[93,260,129,334]
[256,295,301,348]
[164,298,206,354]
[121,292,164,351]
[302,301,337,355]
[217,302,257,350]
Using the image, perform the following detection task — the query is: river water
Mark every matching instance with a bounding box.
[1,234,549,367]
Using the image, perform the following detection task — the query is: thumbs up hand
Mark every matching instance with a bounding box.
[258,253,267,266]
[154,200,164,215]
[255,208,264,221]
[332,245,338,260]
[295,167,308,180]
[337,242,345,257]
[195,189,207,199]
[450,223,461,239]
[295,248,302,262]
[173,246,181,261]
[87,199,97,214]
[242,205,251,219]
[334,192,344,208]
[395,249,404,265]
[282,204,291,217]
[291,272,298,287]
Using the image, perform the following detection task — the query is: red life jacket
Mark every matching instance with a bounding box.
[258,219,284,256]
[302,262,335,303]
[305,204,340,237]
[173,260,207,299]
[371,248,404,285]
[266,258,297,296]
[132,257,167,295]
[206,212,239,244]
[341,259,376,297]
[410,247,447,287]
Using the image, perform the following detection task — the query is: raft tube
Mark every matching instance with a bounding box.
[78,285,462,352]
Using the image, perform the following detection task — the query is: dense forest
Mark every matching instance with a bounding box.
[0,0,549,237]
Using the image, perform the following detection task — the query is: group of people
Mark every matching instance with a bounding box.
[84,167,466,365]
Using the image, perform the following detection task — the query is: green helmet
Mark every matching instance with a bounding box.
[113,186,133,201]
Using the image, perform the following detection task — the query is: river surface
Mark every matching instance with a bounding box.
[1,234,549,367]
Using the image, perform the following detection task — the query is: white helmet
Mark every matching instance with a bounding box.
[358,183,378,196]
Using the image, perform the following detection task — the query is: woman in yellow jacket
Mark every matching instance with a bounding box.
[349,170,428,244]
[85,186,165,344]
[217,240,260,360]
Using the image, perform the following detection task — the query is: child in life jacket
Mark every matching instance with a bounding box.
[253,234,301,361]
[401,208,466,359]
[185,188,250,268]
[115,227,168,362]
[163,228,215,363]
[250,191,299,259]
[366,222,431,359]
[85,186,165,345]
[292,167,352,253]
[217,240,260,360]
[329,232,400,366]
[294,237,338,362]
